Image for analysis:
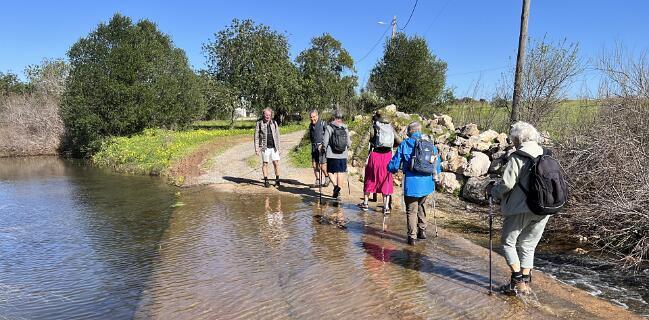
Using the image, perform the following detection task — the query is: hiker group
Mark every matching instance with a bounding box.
[254,107,568,296]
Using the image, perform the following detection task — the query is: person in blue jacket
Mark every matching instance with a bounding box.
[388,121,442,245]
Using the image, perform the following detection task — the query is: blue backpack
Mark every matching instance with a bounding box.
[409,139,438,175]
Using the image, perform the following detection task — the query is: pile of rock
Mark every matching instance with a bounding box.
[354,104,517,204]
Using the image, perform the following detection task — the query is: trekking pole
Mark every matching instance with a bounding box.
[488,195,494,295]
[432,192,438,237]
[319,168,323,205]
[346,172,351,196]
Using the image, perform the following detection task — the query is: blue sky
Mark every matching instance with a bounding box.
[1,0,648,98]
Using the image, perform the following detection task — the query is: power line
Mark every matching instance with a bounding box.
[356,25,391,64]
[423,0,451,36]
[446,66,509,77]
[399,0,419,31]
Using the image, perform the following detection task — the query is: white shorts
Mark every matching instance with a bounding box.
[261,148,280,163]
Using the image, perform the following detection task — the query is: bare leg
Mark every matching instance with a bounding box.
[272,160,280,177]
[262,162,269,178]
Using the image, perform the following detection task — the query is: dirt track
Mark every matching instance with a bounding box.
[181,129,642,319]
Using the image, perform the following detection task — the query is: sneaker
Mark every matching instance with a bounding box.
[275,179,281,187]
[500,273,531,296]
[382,207,391,215]
[312,179,321,188]
[322,176,330,187]
[332,186,341,199]
[407,236,416,246]
[264,179,270,188]
[417,229,427,239]
[357,202,369,211]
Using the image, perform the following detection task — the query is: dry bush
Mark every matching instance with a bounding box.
[553,46,649,270]
[494,38,583,128]
[0,94,64,156]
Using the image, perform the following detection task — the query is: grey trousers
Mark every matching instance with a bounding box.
[404,195,428,238]
[501,212,550,269]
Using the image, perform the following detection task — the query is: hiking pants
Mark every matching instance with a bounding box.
[404,195,428,239]
[501,212,550,269]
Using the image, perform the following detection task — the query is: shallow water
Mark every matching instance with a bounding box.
[0,157,644,319]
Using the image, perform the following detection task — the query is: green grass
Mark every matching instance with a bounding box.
[443,99,600,138]
[246,154,260,168]
[192,119,257,130]
[93,123,305,178]
[289,134,313,168]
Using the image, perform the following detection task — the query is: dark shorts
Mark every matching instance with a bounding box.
[327,158,347,173]
[311,144,326,164]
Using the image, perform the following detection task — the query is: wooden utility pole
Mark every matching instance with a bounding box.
[510,0,531,123]
[391,16,397,39]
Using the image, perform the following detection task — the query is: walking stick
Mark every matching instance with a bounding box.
[319,168,323,205]
[488,195,494,295]
[346,172,351,196]
[432,192,438,237]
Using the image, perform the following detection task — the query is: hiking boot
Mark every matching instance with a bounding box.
[275,179,281,187]
[417,229,427,239]
[332,186,341,199]
[500,273,531,296]
[312,179,321,188]
[322,176,330,187]
[357,202,369,211]
[407,236,416,246]
[264,178,270,188]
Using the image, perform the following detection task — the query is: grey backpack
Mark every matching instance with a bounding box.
[374,121,395,148]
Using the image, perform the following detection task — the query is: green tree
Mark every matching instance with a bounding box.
[369,33,447,114]
[296,33,357,111]
[197,71,240,125]
[61,13,205,156]
[203,19,300,123]
[0,72,29,97]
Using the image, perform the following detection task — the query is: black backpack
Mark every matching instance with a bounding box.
[516,149,568,215]
[329,124,348,154]
[409,139,438,175]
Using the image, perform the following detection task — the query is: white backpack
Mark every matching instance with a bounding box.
[374,121,395,148]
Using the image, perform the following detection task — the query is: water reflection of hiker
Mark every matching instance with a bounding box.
[388,122,442,245]
[308,110,330,188]
[254,108,281,188]
[322,110,351,200]
[487,121,547,296]
[358,110,401,214]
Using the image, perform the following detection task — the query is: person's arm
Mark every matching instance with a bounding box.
[388,142,404,173]
[491,156,524,200]
[274,122,281,154]
[254,121,260,154]
[393,127,402,146]
[346,127,352,151]
[322,125,331,153]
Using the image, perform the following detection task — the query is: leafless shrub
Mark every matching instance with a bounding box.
[0,93,64,157]
[553,46,649,270]
[495,37,584,127]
